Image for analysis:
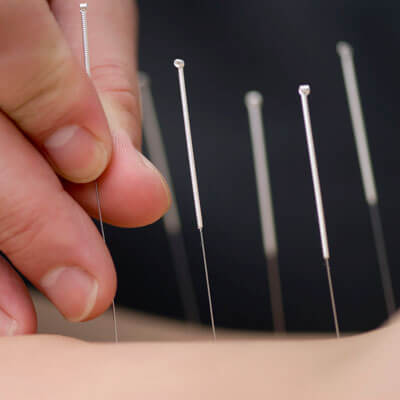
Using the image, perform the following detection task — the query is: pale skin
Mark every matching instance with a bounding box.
[2,319,400,399]
[0,1,399,398]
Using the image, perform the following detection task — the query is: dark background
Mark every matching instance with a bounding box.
[107,1,400,333]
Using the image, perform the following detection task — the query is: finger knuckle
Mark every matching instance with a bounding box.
[6,51,79,138]
[92,62,139,115]
[0,204,46,260]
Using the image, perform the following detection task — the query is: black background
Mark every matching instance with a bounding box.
[107,0,400,333]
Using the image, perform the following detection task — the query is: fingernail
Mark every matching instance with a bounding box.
[0,308,17,336]
[44,125,108,183]
[40,267,98,322]
[137,151,171,207]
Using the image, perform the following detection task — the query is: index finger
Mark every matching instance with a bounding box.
[52,0,171,228]
[52,0,138,99]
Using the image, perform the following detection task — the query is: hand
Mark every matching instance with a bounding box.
[0,0,170,335]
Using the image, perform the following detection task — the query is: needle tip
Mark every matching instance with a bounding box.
[174,59,185,69]
[336,41,353,57]
[244,91,263,107]
[80,3,88,11]
[298,85,311,96]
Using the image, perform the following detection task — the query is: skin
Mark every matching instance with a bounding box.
[1,2,399,398]
[1,319,400,399]
[6,292,397,399]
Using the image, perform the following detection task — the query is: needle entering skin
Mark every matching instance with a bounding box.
[139,72,200,323]
[80,2,119,343]
[298,85,340,338]
[244,91,285,333]
[337,42,396,317]
[174,59,216,340]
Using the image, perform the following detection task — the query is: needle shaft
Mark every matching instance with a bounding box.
[325,259,340,338]
[337,42,395,316]
[245,91,285,332]
[299,85,340,337]
[174,59,216,339]
[80,3,119,343]
[369,203,396,315]
[200,229,216,340]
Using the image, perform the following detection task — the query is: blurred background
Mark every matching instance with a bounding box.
[106,0,400,333]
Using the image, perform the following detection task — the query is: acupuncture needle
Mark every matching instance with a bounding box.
[80,3,119,343]
[174,59,216,340]
[138,72,200,323]
[298,85,340,338]
[337,42,396,316]
[244,91,286,333]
